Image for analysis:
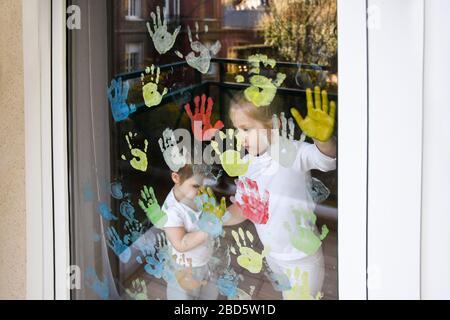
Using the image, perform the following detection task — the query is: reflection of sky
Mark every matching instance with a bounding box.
[223,6,266,29]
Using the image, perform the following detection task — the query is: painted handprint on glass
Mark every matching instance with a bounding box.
[175,22,221,74]
[107,77,136,122]
[234,177,270,225]
[146,6,181,55]
[184,94,224,142]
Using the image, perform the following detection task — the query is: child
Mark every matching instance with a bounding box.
[162,163,219,300]
[224,87,337,299]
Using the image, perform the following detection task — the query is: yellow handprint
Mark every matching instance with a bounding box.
[284,267,323,300]
[121,132,149,172]
[211,129,250,177]
[230,228,269,274]
[243,54,286,107]
[290,86,336,142]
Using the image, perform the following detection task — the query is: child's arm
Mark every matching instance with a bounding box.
[223,203,247,226]
[314,136,337,158]
[164,227,209,253]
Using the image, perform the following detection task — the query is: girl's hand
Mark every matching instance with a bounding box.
[290,86,336,142]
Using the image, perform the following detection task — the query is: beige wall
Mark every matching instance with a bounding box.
[0,0,26,299]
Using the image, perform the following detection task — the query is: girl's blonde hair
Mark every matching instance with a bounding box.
[229,92,284,129]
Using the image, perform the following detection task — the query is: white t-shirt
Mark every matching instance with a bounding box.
[235,140,336,261]
[162,189,213,267]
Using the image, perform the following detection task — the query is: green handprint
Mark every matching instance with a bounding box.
[138,186,167,229]
[126,278,149,300]
[284,209,329,256]
[141,65,168,108]
[284,267,323,300]
[121,132,149,172]
[230,228,269,274]
[242,54,286,107]
[211,129,250,177]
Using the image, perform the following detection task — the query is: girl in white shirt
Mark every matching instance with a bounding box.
[224,88,337,299]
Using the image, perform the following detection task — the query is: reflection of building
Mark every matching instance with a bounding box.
[111,0,269,75]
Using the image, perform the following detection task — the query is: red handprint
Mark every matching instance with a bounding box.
[184,94,224,141]
[234,178,269,224]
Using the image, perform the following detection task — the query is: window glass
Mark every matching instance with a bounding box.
[68,0,338,300]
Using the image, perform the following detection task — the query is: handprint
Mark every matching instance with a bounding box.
[158,128,187,172]
[194,187,230,238]
[284,209,329,256]
[242,54,286,107]
[97,202,118,221]
[216,267,243,299]
[106,77,137,122]
[234,177,269,225]
[269,112,306,168]
[284,267,323,300]
[211,129,250,177]
[106,226,131,263]
[141,65,168,108]
[308,177,331,204]
[230,228,269,274]
[85,267,109,300]
[110,181,124,200]
[138,185,167,229]
[138,233,174,282]
[175,255,207,291]
[175,22,221,74]
[126,278,149,300]
[146,6,181,54]
[184,94,224,141]
[121,132,149,172]
[123,219,144,246]
[263,260,292,292]
[290,86,336,142]
[120,200,136,223]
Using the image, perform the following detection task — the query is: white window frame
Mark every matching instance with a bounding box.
[24,0,372,300]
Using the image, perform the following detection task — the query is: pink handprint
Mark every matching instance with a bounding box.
[184,94,224,141]
[234,178,269,224]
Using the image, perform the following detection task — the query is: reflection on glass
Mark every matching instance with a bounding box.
[69,0,338,300]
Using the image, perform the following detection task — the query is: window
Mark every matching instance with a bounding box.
[126,0,142,20]
[125,43,143,73]
[68,0,340,300]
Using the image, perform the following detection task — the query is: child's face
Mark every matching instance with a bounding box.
[231,108,270,156]
[174,174,203,201]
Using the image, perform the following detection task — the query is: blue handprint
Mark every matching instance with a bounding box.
[106,226,131,263]
[110,181,124,200]
[217,268,242,299]
[123,220,144,246]
[85,267,109,300]
[195,187,229,238]
[107,77,137,122]
[97,202,118,221]
[198,213,223,238]
[120,200,136,223]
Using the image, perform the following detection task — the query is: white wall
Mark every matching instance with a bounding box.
[367,0,424,299]
[421,0,450,300]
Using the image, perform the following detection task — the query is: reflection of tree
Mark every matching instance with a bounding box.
[260,0,337,68]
